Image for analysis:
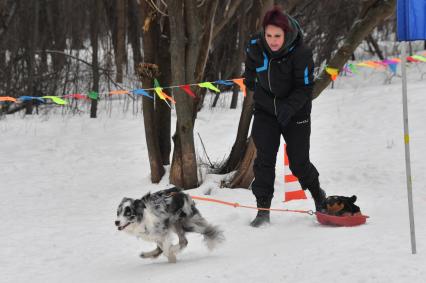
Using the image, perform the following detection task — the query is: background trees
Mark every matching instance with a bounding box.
[0,0,404,189]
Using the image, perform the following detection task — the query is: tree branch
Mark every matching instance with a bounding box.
[37,49,127,92]
[312,0,396,99]
[0,1,18,38]
[212,0,244,40]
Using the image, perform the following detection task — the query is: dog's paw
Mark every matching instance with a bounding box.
[140,252,161,259]
[140,248,163,259]
[167,254,177,263]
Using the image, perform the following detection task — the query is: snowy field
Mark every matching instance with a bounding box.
[1,64,426,282]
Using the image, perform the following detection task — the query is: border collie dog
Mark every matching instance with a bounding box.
[115,187,224,263]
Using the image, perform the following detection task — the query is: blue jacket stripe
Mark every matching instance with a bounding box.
[304,66,309,85]
[256,52,268,73]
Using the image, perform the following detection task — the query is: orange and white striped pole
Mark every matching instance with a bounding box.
[283,144,307,202]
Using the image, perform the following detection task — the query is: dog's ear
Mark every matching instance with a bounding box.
[141,192,151,202]
[349,195,357,203]
[133,199,145,214]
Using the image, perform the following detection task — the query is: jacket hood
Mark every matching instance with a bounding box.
[260,13,303,58]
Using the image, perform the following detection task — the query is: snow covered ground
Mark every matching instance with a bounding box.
[1,63,426,282]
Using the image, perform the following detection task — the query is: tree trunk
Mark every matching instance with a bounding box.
[115,0,126,83]
[230,86,239,109]
[220,90,254,174]
[229,138,256,188]
[89,0,101,118]
[155,35,172,165]
[167,0,198,188]
[312,0,396,99]
[128,0,142,66]
[138,3,165,183]
[166,0,219,189]
[25,0,39,115]
[142,89,165,183]
[230,0,249,109]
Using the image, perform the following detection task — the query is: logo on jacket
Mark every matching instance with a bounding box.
[296,119,309,125]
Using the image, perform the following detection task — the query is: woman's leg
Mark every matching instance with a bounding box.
[251,109,281,226]
[282,116,326,211]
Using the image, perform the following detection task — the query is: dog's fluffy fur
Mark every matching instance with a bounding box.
[115,187,224,263]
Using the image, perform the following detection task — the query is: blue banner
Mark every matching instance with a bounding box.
[397,0,426,41]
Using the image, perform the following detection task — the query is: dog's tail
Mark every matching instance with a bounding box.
[183,208,224,250]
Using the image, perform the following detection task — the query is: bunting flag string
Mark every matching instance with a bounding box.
[0,78,240,106]
[1,52,425,106]
[324,53,426,81]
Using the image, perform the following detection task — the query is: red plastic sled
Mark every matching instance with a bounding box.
[316,212,369,227]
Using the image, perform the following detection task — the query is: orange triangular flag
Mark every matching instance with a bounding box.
[232,78,246,97]
[161,91,176,104]
[109,90,130,95]
[0,96,17,102]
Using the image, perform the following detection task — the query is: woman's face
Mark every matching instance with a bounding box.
[265,24,285,51]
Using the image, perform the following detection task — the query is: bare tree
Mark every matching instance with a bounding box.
[166,0,220,188]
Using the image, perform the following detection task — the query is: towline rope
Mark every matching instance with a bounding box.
[190,195,314,215]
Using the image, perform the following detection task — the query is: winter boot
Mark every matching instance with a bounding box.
[250,197,272,227]
[307,179,327,212]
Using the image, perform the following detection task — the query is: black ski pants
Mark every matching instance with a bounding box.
[251,109,319,200]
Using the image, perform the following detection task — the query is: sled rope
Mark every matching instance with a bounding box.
[190,195,314,215]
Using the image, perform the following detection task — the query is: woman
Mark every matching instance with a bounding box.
[244,7,326,227]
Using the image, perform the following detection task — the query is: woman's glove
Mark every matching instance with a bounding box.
[276,103,295,127]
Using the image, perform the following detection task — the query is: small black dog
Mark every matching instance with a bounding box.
[324,195,361,216]
[115,187,224,263]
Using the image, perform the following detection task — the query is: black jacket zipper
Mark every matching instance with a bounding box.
[267,58,278,116]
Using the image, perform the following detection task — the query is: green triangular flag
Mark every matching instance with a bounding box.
[88,91,99,100]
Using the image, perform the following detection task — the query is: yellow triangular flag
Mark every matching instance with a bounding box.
[198,82,220,93]
[41,96,68,105]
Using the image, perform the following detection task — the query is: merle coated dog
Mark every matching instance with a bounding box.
[115,187,224,263]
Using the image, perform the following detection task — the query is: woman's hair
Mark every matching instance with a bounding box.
[262,6,292,33]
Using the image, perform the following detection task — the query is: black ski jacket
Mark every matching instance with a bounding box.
[244,18,314,125]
